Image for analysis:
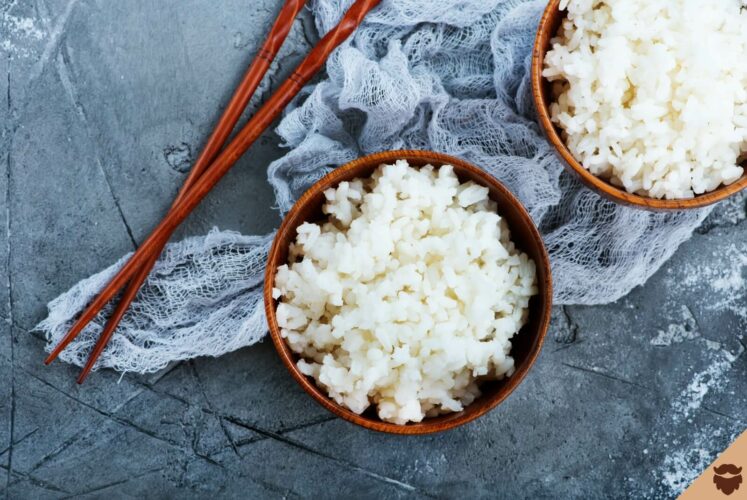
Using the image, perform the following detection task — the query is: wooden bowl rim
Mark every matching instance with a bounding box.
[264,149,553,435]
[531,0,747,211]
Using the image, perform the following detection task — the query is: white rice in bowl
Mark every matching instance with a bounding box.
[543,0,747,200]
[273,160,537,425]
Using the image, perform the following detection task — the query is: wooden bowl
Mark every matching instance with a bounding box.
[531,0,747,211]
[264,150,553,434]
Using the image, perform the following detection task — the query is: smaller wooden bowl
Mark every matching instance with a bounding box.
[264,150,553,435]
[531,0,747,211]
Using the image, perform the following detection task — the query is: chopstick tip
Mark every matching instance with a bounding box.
[77,367,93,384]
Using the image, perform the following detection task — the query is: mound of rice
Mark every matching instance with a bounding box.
[273,161,537,424]
[543,0,747,199]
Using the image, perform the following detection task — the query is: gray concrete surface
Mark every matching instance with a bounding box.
[1,0,746,498]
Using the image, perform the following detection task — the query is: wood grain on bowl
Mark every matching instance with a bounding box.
[264,150,553,435]
[531,0,747,211]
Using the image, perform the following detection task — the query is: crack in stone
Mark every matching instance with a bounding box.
[702,406,745,425]
[131,374,340,457]
[24,429,84,476]
[0,313,33,335]
[552,339,585,354]
[561,362,650,391]
[188,361,240,458]
[0,428,38,459]
[736,337,747,355]
[254,477,303,499]
[697,215,746,235]
[4,60,16,500]
[133,381,191,408]
[695,194,747,235]
[132,375,343,453]
[26,0,79,87]
[103,363,184,416]
[298,9,318,49]
[0,462,69,495]
[563,306,579,338]
[686,304,702,334]
[21,368,225,469]
[554,306,579,344]
[61,478,129,499]
[224,415,427,496]
[172,7,197,89]
[31,0,47,25]
[59,466,165,499]
[163,142,194,174]
[18,368,181,480]
[275,415,337,435]
[230,415,338,450]
[56,43,138,249]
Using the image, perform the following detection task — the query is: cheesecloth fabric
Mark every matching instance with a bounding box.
[36,0,712,373]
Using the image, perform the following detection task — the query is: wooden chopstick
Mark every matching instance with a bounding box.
[74,0,308,384]
[45,0,382,369]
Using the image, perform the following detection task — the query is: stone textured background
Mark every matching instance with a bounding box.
[1,0,746,498]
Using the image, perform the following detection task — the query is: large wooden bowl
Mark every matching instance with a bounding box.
[531,0,747,210]
[264,150,553,434]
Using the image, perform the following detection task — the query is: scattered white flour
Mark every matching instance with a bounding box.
[699,192,747,232]
[713,263,747,294]
[654,340,745,496]
[1,12,46,59]
[670,352,739,423]
[650,305,723,351]
[650,305,699,347]
[661,427,725,495]
[5,15,44,40]
[667,240,747,326]
[406,453,448,476]
[703,244,747,324]
[649,239,746,497]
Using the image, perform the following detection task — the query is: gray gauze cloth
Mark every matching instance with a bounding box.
[37,0,711,373]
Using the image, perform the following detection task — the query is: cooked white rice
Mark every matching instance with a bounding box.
[273,161,537,425]
[543,0,747,199]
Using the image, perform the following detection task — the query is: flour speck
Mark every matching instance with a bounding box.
[1,12,47,59]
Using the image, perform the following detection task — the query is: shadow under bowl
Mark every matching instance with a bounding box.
[531,0,747,211]
[264,150,553,435]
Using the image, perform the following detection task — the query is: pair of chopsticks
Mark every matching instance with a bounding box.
[45,0,382,383]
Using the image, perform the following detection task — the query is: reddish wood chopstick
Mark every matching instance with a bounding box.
[74,0,308,384]
[45,0,382,369]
